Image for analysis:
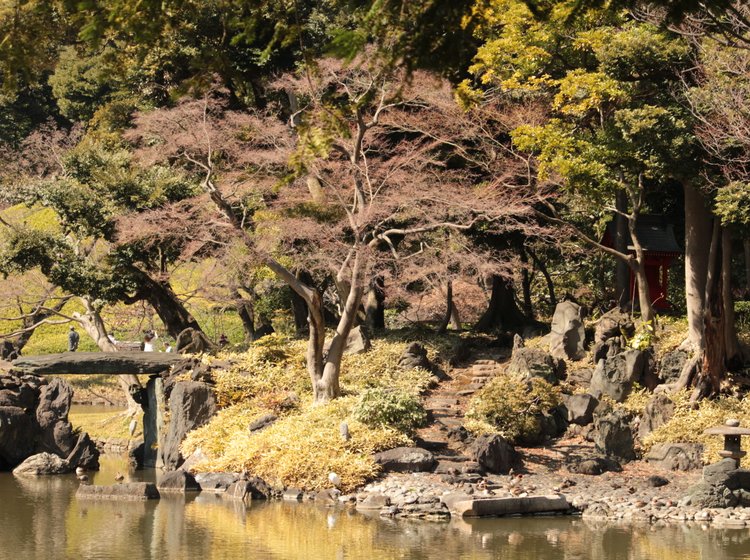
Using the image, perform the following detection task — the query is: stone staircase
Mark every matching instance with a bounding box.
[416,357,505,478]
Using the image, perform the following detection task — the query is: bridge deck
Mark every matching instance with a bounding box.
[10,352,185,376]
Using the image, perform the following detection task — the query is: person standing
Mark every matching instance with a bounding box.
[67,326,80,352]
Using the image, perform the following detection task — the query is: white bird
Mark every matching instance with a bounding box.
[129,419,137,437]
[75,467,85,476]
[328,472,341,487]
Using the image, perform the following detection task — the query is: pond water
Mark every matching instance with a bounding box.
[2,454,750,560]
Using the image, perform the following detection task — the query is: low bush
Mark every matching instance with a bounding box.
[466,374,561,443]
[352,388,427,434]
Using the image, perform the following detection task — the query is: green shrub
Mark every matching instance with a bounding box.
[352,387,427,434]
[466,374,561,443]
[736,301,750,335]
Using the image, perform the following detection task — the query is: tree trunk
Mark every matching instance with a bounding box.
[141,275,203,340]
[519,248,534,319]
[13,295,72,354]
[364,276,385,331]
[233,289,256,342]
[528,248,557,307]
[683,182,713,350]
[291,271,314,335]
[437,281,453,335]
[722,228,741,367]
[450,299,462,331]
[615,190,630,308]
[74,297,141,411]
[700,220,726,396]
[627,214,655,324]
[475,275,526,333]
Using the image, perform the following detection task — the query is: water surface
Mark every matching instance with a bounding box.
[2,455,750,560]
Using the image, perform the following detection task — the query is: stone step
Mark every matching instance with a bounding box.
[457,389,475,396]
[473,359,499,366]
[426,397,461,406]
[434,455,470,462]
[442,494,571,518]
[414,438,449,452]
[434,460,482,475]
[436,417,463,429]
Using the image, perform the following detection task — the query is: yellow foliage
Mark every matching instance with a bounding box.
[643,391,750,464]
[182,397,410,492]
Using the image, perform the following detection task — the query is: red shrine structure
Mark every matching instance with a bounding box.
[603,215,682,311]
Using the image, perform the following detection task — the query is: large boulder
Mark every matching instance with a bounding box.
[0,374,99,472]
[12,452,70,476]
[561,393,598,426]
[0,406,38,468]
[645,443,703,471]
[593,409,636,461]
[157,470,201,493]
[373,447,435,473]
[548,301,586,360]
[467,434,520,474]
[567,455,622,475]
[158,381,217,470]
[194,472,239,493]
[76,482,160,501]
[658,349,688,384]
[638,394,675,439]
[589,350,648,402]
[507,347,559,384]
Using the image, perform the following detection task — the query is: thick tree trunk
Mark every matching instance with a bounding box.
[233,289,256,342]
[475,275,526,333]
[291,271,314,335]
[615,190,630,308]
[701,220,726,396]
[684,182,713,350]
[141,275,203,340]
[722,228,741,366]
[364,276,385,331]
[437,281,453,335]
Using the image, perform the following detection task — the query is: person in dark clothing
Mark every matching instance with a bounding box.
[67,326,80,352]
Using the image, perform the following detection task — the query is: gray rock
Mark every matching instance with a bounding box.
[248,413,278,432]
[567,368,593,386]
[179,448,208,473]
[589,350,647,402]
[594,308,634,343]
[684,481,739,509]
[398,343,431,370]
[283,488,303,501]
[638,394,675,439]
[567,455,622,475]
[12,452,70,475]
[157,470,200,493]
[325,326,371,356]
[659,349,688,383]
[158,381,217,470]
[194,472,239,493]
[225,477,273,501]
[703,458,739,487]
[373,447,435,473]
[467,434,520,474]
[128,440,145,470]
[0,405,38,468]
[65,432,100,471]
[561,393,598,425]
[357,493,391,510]
[592,338,621,363]
[549,301,586,360]
[647,475,669,487]
[76,482,160,501]
[507,347,559,384]
[644,443,703,471]
[593,409,635,461]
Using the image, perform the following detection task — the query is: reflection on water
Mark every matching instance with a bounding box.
[2,456,750,560]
